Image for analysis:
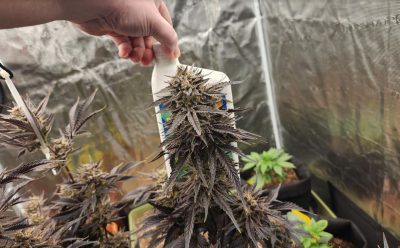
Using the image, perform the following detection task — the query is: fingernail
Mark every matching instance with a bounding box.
[131,55,140,63]
[119,51,130,58]
[130,57,139,64]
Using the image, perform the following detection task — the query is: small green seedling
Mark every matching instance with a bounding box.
[241,148,296,189]
[288,210,333,248]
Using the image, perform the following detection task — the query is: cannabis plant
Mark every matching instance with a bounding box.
[287,210,333,248]
[131,66,299,248]
[154,66,259,201]
[0,89,138,247]
[242,148,296,189]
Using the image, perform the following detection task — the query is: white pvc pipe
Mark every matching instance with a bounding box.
[253,0,283,149]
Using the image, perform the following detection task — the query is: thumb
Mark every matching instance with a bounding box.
[151,13,179,58]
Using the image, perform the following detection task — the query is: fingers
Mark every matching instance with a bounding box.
[151,13,179,58]
[156,2,180,59]
[141,36,155,65]
[110,35,155,65]
[112,35,154,65]
[108,1,180,64]
[110,35,132,58]
[130,37,145,63]
[159,1,173,25]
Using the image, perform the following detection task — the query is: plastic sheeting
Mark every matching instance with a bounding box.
[262,0,400,238]
[0,1,272,193]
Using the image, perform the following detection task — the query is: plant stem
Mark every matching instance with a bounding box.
[64,166,75,183]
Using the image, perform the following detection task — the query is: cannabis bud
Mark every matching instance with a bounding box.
[225,186,300,247]
[52,161,138,244]
[154,66,259,200]
[0,96,53,157]
[49,90,104,172]
[24,195,47,225]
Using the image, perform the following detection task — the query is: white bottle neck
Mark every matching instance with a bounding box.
[153,43,179,67]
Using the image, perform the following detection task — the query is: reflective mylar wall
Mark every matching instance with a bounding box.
[0,1,272,196]
[262,0,400,238]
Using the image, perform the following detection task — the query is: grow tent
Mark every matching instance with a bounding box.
[0,0,399,247]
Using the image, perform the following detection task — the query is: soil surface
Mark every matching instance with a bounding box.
[263,168,299,188]
[328,237,356,248]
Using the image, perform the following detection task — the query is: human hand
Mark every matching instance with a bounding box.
[58,0,180,65]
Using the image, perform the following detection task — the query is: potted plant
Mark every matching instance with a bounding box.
[241,148,312,209]
[287,210,367,248]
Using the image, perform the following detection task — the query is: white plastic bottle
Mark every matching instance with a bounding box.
[151,44,239,177]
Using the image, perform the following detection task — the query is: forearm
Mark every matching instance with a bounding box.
[0,0,62,29]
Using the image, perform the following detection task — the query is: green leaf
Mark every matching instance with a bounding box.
[241,156,254,163]
[302,238,312,248]
[319,231,333,242]
[310,219,318,230]
[267,161,275,169]
[278,153,292,162]
[255,173,266,190]
[304,223,313,233]
[281,161,296,169]
[260,163,268,174]
[319,231,332,238]
[242,162,256,171]
[267,149,278,159]
[316,220,328,232]
[249,152,261,160]
[273,166,283,177]
[262,150,271,157]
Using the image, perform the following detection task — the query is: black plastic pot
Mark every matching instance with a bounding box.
[241,159,312,209]
[324,217,367,248]
[329,183,400,247]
